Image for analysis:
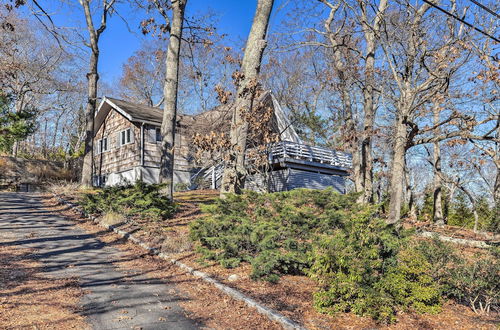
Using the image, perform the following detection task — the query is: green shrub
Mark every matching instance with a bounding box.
[413,237,460,286]
[79,182,177,220]
[308,206,441,323]
[486,203,499,234]
[382,248,442,314]
[190,189,362,281]
[447,250,499,314]
[413,239,499,315]
[191,189,448,323]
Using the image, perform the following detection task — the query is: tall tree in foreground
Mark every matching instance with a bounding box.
[220,0,274,195]
[149,0,188,200]
[79,0,116,186]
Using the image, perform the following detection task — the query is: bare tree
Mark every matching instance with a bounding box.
[147,0,188,200]
[432,105,445,225]
[380,0,476,224]
[220,0,275,195]
[118,42,166,107]
[282,0,388,203]
[79,0,116,186]
[0,8,79,157]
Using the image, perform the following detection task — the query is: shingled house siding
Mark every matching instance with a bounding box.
[92,95,351,190]
[93,109,140,178]
[142,123,192,173]
[141,123,197,186]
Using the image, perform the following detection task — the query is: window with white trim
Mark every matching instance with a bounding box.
[119,128,132,146]
[97,137,109,154]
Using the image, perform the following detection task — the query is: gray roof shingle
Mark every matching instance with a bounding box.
[106,97,164,125]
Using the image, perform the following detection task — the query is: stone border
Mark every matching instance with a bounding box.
[53,194,306,330]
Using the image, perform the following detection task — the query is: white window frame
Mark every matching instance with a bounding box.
[119,128,132,147]
[97,137,109,154]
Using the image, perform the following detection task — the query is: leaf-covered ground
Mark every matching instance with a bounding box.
[50,188,499,329]
[0,245,87,329]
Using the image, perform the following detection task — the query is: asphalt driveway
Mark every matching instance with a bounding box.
[0,192,199,330]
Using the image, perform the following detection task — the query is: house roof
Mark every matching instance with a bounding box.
[105,97,163,125]
[94,93,302,144]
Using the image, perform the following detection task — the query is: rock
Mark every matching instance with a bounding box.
[227,274,239,282]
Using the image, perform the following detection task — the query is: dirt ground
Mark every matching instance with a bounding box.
[43,195,281,330]
[0,244,88,329]
[48,190,500,330]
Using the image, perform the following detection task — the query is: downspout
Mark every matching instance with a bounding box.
[140,123,145,166]
[140,123,144,182]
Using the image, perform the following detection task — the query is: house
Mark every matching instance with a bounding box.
[92,92,352,192]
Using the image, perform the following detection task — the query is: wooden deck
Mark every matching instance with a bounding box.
[268,141,352,170]
[198,141,352,190]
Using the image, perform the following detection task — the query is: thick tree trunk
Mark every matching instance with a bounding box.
[405,164,417,220]
[359,0,387,203]
[79,0,113,186]
[432,142,444,226]
[159,0,186,200]
[81,52,98,186]
[359,70,374,203]
[220,0,274,196]
[338,71,360,194]
[387,112,407,224]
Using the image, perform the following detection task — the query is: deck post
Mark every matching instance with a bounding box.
[211,166,216,189]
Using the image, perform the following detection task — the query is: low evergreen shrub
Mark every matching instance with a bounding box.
[190,189,448,322]
[190,189,498,322]
[79,182,177,220]
[412,238,499,315]
[309,209,441,322]
[447,248,499,315]
[190,189,362,281]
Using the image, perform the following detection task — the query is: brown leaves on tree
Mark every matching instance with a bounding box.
[215,85,232,104]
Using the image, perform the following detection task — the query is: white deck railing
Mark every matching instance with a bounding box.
[269,141,352,169]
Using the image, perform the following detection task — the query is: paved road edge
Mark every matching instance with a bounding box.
[52,193,306,330]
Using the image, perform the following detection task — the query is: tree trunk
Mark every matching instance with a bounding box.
[220,0,274,196]
[494,123,500,206]
[405,164,417,220]
[79,0,114,186]
[81,52,99,186]
[461,187,479,233]
[432,108,444,226]
[387,112,407,224]
[359,0,387,203]
[159,0,187,200]
[338,69,360,195]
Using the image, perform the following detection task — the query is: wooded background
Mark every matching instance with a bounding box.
[0,0,498,228]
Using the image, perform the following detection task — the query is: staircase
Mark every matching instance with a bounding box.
[190,163,224,190]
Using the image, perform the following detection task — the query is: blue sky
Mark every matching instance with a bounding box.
[35,0,287,85]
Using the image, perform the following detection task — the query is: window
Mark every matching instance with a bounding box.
[119,128,132,146]
[93,175,107,187]
[156,128,162,142]
[97,137,108,154]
